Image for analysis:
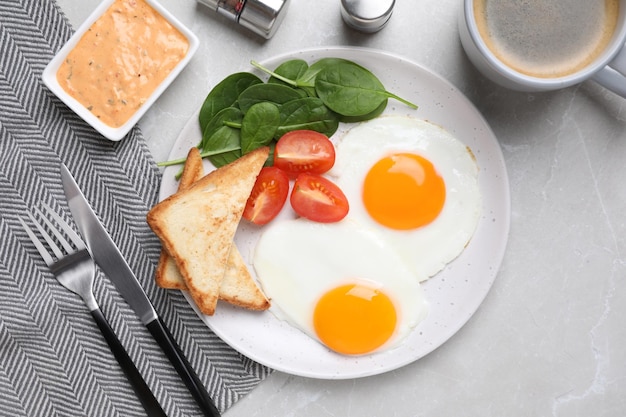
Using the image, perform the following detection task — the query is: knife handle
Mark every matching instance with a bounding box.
[147,316,221,417]
[90,308,167,417]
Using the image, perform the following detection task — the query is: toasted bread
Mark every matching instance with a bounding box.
[155,147,203,289]
[155,148,270,311]
[219,247,270,310]
[147,147,269,315]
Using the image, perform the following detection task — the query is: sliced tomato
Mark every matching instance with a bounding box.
[243,167,290,225]
[290,173,349,223]
[274,130,336,177]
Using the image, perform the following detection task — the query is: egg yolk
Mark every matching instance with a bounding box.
[363,153,445,230]
[313,283,397,355]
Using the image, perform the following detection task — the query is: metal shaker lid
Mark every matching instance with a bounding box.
[239,0,291,39]
[340,0,394,33]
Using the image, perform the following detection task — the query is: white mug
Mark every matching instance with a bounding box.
[458,0,626,97]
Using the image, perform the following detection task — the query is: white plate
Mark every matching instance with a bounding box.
[42,0,199,141]
[159,46,510,379]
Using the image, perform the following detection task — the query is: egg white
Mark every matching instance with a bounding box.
[253,218,429,354]
[329,116,481,281]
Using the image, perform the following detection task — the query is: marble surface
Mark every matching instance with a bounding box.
[56,0,626,415]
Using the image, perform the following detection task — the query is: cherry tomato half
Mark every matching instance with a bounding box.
[290,173,349,223]
[274,130,336,177]
[243,167,290,225]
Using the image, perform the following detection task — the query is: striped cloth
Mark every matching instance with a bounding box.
[0,1,271,416]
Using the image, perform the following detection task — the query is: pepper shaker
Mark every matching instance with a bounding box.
[197,0,290,39]
[340,0,395,33]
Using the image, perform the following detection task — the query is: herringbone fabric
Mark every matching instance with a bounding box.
[0,1,271,416]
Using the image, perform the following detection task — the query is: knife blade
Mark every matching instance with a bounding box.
[61,163,221,417]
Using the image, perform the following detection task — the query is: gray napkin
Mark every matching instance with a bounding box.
[0,1,271,416]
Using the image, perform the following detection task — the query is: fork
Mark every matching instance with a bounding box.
[20,204,168,417]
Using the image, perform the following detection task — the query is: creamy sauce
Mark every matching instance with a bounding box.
[57,0,189,127]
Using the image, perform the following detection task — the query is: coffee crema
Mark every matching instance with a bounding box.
[473,0,619,78]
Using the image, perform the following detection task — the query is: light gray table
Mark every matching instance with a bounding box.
[56,0,626,416]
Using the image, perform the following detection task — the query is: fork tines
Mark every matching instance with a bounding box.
[20,204,87,268]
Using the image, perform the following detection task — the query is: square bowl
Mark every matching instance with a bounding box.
[42,0,199,141]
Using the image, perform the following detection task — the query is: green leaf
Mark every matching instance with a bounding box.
[269,59,309,85]
[299,58,351,87]
[205,128,242,167]
[199,72,262,132]
[269,59,315,97]
[276,97,339,138]
[238,83,305,113]
[200,107,244,167]
[337,98,387,123]
[315,61,417,116]
[314,61,388,116]
[241,102,280,154]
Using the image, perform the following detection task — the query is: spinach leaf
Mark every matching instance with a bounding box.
[337,99,388,123]
[268,59,309,84]
[199,72,262,132]
[161,56,419,173]
[238,83,305,113]
[204,128,242,167]
[299,57,350,88]
[315,61,417,116]
[200,107,243,167]
[268,59,316,97]
[276,97,339,138]
[252,58,416,117]
[253,58,348,90]
[240,102,280,154]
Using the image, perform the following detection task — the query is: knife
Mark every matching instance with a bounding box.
[61,163,221,417]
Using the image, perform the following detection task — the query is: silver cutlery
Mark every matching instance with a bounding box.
[61,163,221,417]
[19,204,167,417]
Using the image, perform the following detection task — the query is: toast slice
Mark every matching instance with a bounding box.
[219,246,270,310]
[147,147,270,315]
[155,147,204,289]
[155,148,270,311]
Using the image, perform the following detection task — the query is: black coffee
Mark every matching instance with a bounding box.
[474,0,619,78]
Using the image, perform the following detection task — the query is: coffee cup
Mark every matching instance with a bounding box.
[458,0,626,97]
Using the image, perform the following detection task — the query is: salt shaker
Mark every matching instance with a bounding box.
[340,0,395,33]
[197,0,290,39]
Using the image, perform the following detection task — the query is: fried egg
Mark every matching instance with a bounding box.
[330,116,481,281]
[252,115,479,356]
[253,218,428,356]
